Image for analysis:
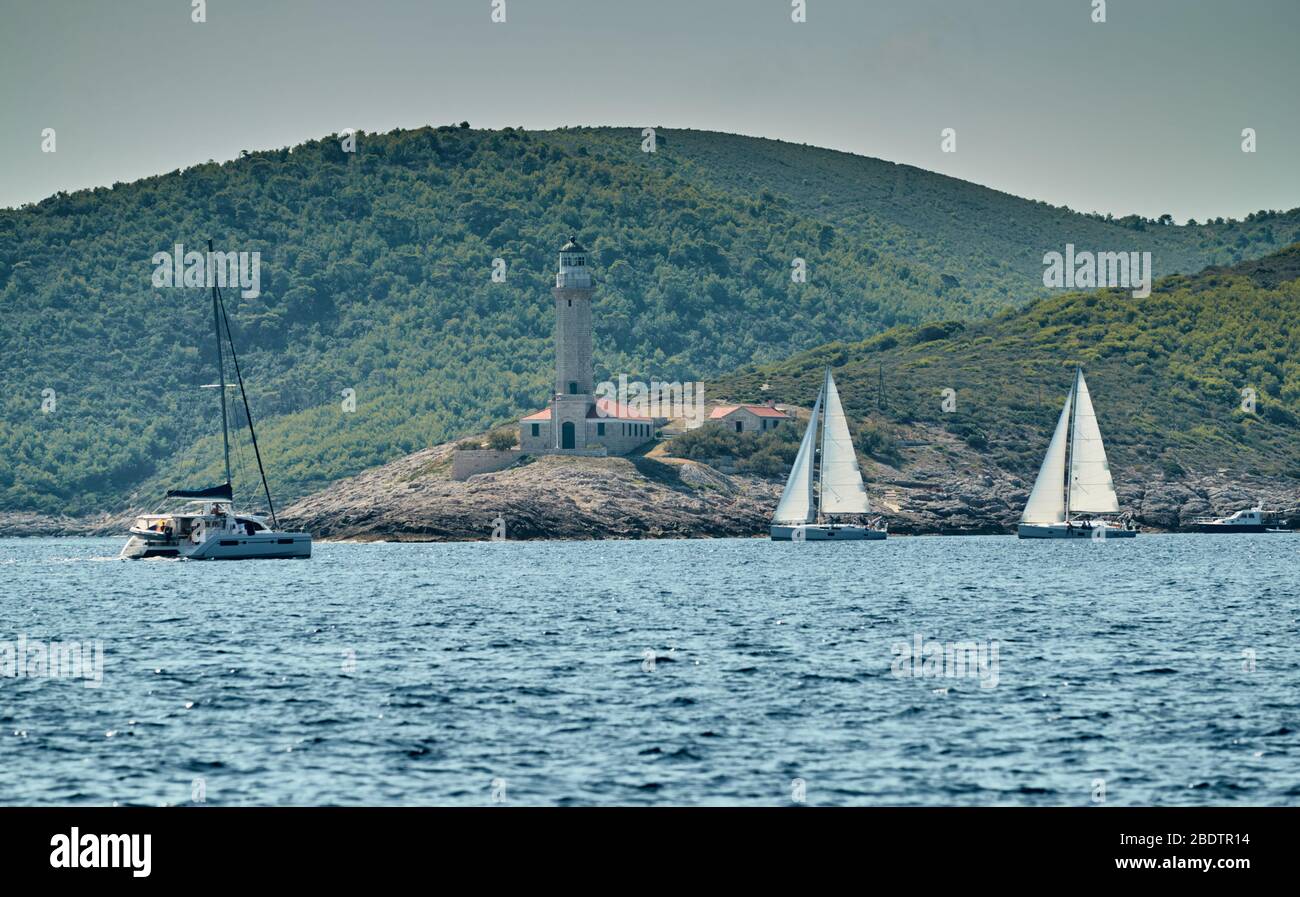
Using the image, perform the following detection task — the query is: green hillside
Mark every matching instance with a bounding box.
[711,244,1300,486]
[625,129,1295,303]
[2,125,1297,514]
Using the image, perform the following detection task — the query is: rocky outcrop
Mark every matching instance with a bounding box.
[279,446,782,541]
[275,421,1298,540]
[0,511,128,538]
[10,424,1295,540]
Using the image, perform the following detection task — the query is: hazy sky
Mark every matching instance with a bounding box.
[1,0,1296,220]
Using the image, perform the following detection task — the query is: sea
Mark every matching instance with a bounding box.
[0,534,1296,806]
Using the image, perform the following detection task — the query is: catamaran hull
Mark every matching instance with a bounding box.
[770,524,887,541]
[1017,523,1137,539]
[120,536,181,559]
[188,533,312,559]
[121,533,312,560]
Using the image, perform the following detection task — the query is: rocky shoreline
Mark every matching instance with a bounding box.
[0,511,129,539]
[7,424,1295,541]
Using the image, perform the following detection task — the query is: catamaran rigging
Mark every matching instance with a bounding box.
[120,239,309,560]
[211,239,278,529]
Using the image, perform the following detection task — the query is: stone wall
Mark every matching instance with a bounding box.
[451,449,524,481]
[520,421,552,453]
[519,416,651,456]
[590,419,652,455]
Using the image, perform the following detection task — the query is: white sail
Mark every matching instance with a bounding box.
[1068,370,1120,514]
[772,385,822,524]
[1020,380,1073,524]
[819,370,870,515]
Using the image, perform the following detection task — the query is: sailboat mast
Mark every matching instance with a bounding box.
[1065,367,1081,520]
[208,239,233,490]
[815,368,830,524]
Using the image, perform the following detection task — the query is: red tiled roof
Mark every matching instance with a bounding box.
[520,399,654,423]
[709,403,789,420]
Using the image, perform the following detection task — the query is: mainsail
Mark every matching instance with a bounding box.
[818,370,870,515]
[772,384,823,524]
[1021,381,1074,524]
[166,482,234,501]
[1068,370,1120,514]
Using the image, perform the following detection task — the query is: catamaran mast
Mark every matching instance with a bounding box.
[209,239,233,491]
[210,242,280,529]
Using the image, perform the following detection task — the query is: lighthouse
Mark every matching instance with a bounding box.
[551,235,595,449]
[519,235,656,455]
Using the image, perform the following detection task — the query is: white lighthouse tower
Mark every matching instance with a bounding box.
[518,235,656,455]
[550,235,595,450]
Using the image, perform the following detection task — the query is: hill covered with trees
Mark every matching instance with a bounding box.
[711,244,1300,489]
[2,125,1297,515]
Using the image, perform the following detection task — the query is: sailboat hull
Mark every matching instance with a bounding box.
[770,524,887,541]
[1017,522,1136,539]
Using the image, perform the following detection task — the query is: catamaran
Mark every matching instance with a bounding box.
[1018,368,1137,539]
[121,241,311,560]
[770,369,886,541]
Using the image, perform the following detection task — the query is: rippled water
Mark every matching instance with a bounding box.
[0,534,1296,806]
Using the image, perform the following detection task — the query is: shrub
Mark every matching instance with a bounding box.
[486,429,518,451]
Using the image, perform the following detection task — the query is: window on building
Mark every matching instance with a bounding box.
[597,422,605,436]
[569,382,578,394]
[735,421,743,433]
[531,423,540,437]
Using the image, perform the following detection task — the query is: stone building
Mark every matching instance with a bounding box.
[519,237,654,455]
[707,402,792,433]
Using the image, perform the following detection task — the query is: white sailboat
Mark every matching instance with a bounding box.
[1018,368,1137,539]
[770,369,886,541]
[121,241,311,560]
